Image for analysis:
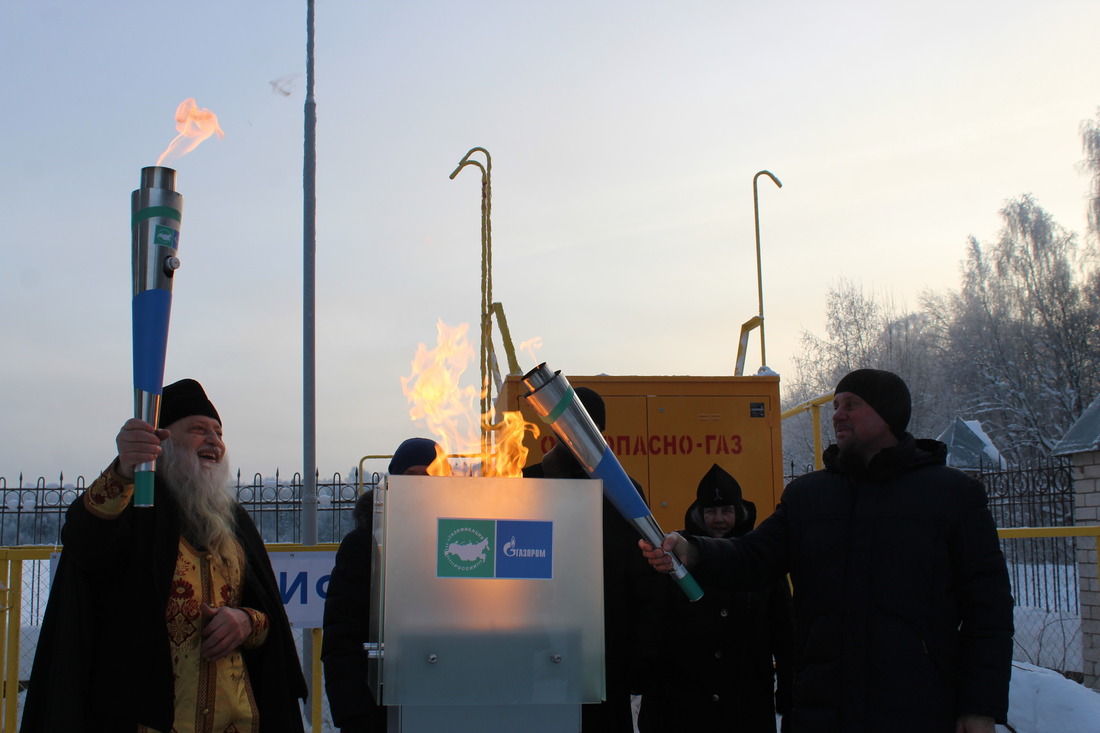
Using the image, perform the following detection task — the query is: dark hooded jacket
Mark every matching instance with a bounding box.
[21,470,308,733]
[637,479,793,732]
[523,446,660,733]
[689,436,1014,732]
[321,491,387,732]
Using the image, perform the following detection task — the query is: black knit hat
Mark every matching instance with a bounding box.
[834,368,911,439]
[389,437,440,475]
[575,387,606,432]
[159,379,221,428]
[695,463,743,508]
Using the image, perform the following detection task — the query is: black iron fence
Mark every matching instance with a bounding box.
[0,469,384,547]
[785,456,1078,614]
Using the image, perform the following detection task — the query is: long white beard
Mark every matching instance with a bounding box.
[158,439,241,570]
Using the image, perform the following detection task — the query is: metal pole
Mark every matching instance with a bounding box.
[752,170,782,369]
[302,0,318,546]
[449,148,492,458]
[300,0,318,716]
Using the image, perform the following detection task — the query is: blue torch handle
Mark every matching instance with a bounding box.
[590,449,650,520]
[132,289,172,393]
[590,448,704,602]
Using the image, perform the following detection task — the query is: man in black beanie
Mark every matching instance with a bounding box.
[23,379,308,733]
[640,369,1013,733]
[831,368,912,464]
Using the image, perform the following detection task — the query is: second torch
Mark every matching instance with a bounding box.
[522,363,703,601]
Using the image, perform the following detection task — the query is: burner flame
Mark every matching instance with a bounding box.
[402,320,535,477]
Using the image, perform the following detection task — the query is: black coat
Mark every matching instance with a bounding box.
[690,436,1014,732]
[637,498,793,733]
[21,472,308,733]
[321,492,387,733]
[523,453,662,733]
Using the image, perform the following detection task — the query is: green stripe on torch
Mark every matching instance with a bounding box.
[134,470,155,507]
[540,386,574,425]
[132,206,182,227]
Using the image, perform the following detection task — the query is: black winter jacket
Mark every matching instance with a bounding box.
[321,491,386,733]
[690,436,1014,732]
[638,496,793,733]
[523,451,661,733]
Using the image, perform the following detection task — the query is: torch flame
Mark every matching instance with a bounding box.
[156,98,225,166]
[402,320,536,477]
[518,337,543,364]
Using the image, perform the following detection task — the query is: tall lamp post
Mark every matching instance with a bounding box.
[301,0,319,716]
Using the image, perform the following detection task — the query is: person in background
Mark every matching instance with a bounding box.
[636,463,793,732]
[641,369,1014,733]
[523,386,660,733]
[322,437,442,733]
[23,379,307,733]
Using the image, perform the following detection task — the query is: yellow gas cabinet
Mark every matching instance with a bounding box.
[498,374,784,531]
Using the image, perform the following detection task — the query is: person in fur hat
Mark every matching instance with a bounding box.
[637,464,793,732]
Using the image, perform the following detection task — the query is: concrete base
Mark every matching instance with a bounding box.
[389,704,581,733]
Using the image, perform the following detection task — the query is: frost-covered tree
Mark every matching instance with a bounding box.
[782,279,951,471]
[1081,107,1100,240]
[941,195,1100,461]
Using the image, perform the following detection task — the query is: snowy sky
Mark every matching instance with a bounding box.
[2,0,1099,481]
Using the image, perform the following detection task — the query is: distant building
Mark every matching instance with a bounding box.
[937,417,1006,471]
[1053,394,1100,457]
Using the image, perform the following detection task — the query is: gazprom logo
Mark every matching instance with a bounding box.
[497,520,553,579]
[436,518,553,580]
[503,536,546,558]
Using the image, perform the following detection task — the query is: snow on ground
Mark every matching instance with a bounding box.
[1001,661,1100,733]
[14,659,1100,731]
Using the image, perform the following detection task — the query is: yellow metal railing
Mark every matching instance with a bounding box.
[780,391,834,470]
[0,544,333,732]
[999,525,1100,583]
[2,526,1097,729]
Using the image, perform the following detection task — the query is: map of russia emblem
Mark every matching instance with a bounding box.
[437,518,496,578]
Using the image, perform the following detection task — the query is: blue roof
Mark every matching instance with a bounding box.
[936,417,1005,469]
[1053,393,1100,456]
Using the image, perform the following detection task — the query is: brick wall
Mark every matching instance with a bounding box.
[1072,451,1100,687]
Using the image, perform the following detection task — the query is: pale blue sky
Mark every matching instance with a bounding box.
[2,0,1098,481]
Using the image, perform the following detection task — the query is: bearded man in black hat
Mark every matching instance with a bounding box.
[640,369,1013,733]
[23,379,308,733]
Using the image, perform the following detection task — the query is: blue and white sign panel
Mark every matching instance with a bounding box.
[496,519,554,579]
[269,549,337,628]
[49,549,338,628]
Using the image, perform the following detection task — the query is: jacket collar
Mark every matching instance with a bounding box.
[822,433,947,482]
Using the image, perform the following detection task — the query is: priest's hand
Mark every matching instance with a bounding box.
[114,418,170,480]
[200,603,252,661]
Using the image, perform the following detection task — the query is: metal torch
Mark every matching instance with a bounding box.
[522,363,703,601]
[130,166,183,507]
